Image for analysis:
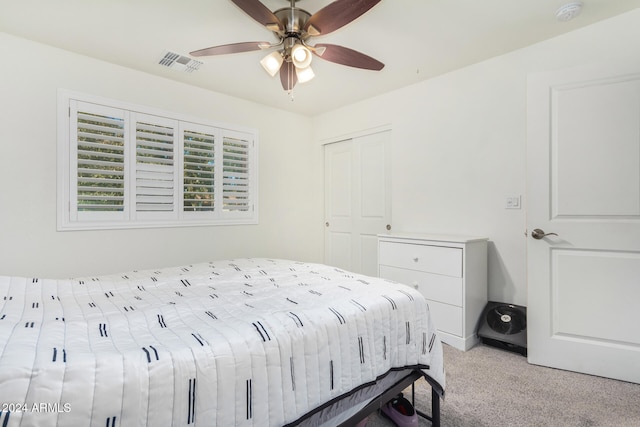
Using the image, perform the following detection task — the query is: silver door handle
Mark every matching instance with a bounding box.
[531,228,558,240]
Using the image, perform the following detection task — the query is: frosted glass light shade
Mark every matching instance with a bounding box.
[295,65,315,83]
[291,44,312,69]
[260,51,283,77]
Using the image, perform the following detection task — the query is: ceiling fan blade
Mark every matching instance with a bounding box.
[280,61,297,91]
[230,0,283,32]
[190,41,269,57]
[304,0,381,36]
[313,44,384,71]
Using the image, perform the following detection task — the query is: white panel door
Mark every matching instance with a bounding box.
[527,60,640,383]
[324,141,353,271]
[324,131,391,276]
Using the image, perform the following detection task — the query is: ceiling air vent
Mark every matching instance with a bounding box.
[159,51,203,73]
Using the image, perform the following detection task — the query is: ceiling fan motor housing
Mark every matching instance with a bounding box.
[274,7,311,38]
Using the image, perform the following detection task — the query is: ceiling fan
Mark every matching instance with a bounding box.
[190,0,384,91]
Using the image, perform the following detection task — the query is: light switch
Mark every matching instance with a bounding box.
[506,196,521,209]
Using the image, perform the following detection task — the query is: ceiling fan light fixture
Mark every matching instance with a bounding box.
[295,65,315,83]
[191,0,385,93]
[260,51,284,77]
[291,43,312,68]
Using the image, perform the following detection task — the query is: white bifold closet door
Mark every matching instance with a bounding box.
[324,130,391,277]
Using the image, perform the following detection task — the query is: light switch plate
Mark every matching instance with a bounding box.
[506,196,521,209]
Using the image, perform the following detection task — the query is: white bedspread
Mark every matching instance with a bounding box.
[0,259,444,426]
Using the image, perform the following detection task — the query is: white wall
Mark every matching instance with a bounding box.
[3,8,640,293]
[313,9,640,306]
[0,33,324,278]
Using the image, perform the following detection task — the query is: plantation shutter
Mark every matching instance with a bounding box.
[134,115,177,217]
[72,102,127,220]
[222,131,253,214]
[183,127,216,213]
[60,91,257,230]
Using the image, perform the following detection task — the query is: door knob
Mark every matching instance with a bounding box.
[531,228,558,240]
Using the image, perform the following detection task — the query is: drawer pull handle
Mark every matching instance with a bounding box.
[412,282,419,289]
[413,257,419,263]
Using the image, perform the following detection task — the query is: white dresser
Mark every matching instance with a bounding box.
[378,233,488,351]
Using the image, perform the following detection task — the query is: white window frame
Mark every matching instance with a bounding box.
[57,90,258,230]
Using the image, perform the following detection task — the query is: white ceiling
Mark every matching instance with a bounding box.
[1,0,639,116]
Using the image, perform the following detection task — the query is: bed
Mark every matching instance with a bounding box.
[0,258,445,426]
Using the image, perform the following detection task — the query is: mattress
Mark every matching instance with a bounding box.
[0,258,445,426]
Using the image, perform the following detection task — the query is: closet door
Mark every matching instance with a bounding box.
[324,131,391,276]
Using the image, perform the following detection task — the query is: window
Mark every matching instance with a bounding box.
[58,91,258,230]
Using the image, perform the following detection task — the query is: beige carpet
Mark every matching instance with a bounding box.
[365,343,640,427]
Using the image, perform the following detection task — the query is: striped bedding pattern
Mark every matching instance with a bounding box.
[0,258,445,426]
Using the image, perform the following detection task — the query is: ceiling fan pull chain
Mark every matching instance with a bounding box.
[288,69,295,101]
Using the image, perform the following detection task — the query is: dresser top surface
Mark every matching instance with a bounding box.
[378,232,488,244]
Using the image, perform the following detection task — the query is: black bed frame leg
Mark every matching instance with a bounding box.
[431,388,441,427]
[411,382,441,427]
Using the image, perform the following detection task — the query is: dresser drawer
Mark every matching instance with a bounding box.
[379,241,462,277]
[427,300,463,337]
[379,265,462,306]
